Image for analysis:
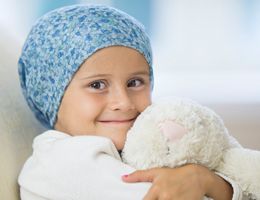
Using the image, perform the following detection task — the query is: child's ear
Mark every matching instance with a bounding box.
[159,120,187,142]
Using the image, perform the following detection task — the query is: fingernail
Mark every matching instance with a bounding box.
[122,174,129,178]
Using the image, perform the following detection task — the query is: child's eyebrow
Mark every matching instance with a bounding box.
[130,71,150,76]
[78,74,111,80]
[78,70,150,80]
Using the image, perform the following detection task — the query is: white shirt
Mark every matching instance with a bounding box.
[19,130,245,200]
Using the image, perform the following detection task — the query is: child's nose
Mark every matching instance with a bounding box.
[108,88,135,111]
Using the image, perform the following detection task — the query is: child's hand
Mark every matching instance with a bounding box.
[122,164,233,200]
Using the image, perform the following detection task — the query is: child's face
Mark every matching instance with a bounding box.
[55,46,152,150]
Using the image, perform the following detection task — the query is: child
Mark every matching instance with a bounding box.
[18,4,244,200]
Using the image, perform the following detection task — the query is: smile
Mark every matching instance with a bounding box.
[98,117,136,124]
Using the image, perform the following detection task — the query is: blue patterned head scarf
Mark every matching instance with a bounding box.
[18,4,153,129]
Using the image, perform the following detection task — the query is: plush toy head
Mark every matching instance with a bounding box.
[122,98,260,199]
[122,98,240,170]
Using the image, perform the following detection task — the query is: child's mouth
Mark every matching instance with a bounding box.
[98,117,136,125]
[98,117,136,127]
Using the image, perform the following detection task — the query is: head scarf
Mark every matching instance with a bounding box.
[18,4,153,128]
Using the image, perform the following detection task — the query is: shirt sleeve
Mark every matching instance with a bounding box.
[216,172,249,200]
[19,130,151,200]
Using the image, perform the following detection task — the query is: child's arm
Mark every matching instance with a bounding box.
[122,164,242,200]
[18,130,151,200]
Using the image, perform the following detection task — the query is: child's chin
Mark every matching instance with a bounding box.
[99,122,133,136]
[99,120,135,128]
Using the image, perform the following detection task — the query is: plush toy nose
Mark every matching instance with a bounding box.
[159,120,187,142]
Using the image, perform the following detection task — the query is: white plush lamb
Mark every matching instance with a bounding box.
[122,98,260,200]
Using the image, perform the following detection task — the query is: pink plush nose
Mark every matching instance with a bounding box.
[159,120,187,142]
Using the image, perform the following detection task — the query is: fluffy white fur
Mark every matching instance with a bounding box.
[122,98,260,199]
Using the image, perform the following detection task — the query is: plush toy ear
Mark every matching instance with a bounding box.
[159,120,187,142]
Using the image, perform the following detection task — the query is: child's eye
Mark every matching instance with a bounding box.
[89,81,106,90]
[127,79,144,87]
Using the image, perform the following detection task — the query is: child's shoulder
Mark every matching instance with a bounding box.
[35,130,70,141]
[32,130,70,148]
[32,130,120,158]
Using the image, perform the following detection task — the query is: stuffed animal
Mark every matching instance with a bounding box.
[122,98,260,200]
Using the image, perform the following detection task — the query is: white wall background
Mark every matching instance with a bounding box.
[151,0,260,104]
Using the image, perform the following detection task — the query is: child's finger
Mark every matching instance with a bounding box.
[121,169,157,183]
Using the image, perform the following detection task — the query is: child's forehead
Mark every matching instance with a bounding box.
[76,46,150,76]
[82,46,148,64]
[76,64,150,80]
